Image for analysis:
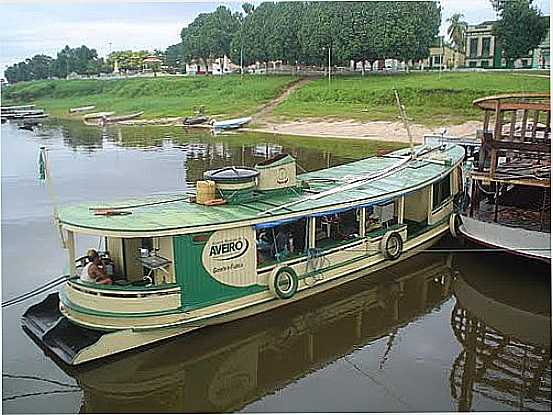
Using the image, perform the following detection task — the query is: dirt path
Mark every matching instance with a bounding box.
[253,78,311,121]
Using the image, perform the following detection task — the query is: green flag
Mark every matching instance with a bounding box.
[38,148,46,180]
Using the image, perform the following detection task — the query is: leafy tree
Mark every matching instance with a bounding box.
[447,13,468,52]
[165,43,185,69]
[181,5,240,67]
[492,0,547,67]
[108,50,148,73]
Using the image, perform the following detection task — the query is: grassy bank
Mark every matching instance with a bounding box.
[2,72,549,127]
[273,72,550,126]
[1,75,297,120]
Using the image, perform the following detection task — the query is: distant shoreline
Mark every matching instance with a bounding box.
[2,72,549,143]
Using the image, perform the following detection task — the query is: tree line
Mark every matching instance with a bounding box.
[177,1,442,70]
[5,45,112,83]
[4,1,547,83]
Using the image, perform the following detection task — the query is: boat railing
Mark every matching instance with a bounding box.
[67,277,179,296]
[472,93,551,181]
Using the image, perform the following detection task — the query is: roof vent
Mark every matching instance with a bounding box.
[254,154,297,192]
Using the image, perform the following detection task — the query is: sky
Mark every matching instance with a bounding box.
[0,0,550,78]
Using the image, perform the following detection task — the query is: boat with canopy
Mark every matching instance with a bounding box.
[22,142,464,365]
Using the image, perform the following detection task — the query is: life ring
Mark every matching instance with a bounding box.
[380,231,403,260]
[449,213,462,239]
[269,267,298,299]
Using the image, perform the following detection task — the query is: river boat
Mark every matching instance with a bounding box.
[22,143,464,365]
[212,116,251,130]
[450,93,551,263]
[69,105,95,113]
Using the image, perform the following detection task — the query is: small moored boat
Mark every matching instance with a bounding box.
[103,111,144,123]
[69,105,95,113]
[83,112,115,120]
[1,104,35,111]
[212,116,251,130]
[22,143,464,365]
[183,115,210,126]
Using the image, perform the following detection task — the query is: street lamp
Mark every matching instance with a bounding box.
[328,46,331,85]
[323,46,331,86]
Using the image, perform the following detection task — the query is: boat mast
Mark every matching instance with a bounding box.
[393,88,415,158]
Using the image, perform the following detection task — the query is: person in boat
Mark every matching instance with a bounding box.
[80,249,112,285]
[273,226,290,260]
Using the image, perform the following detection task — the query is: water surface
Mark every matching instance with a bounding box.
[1,120,550,413]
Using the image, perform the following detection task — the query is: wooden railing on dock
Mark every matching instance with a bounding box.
[472,93,550,182]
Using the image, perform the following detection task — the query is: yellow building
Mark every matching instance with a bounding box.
[423,36,465,69]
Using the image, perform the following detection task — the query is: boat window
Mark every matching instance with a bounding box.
[365,201,401,237]
[432,174,451,210]
[315,208,361,249]
[256,218,307,266]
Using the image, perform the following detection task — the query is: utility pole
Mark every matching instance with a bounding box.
[439,36,443,79]
[328,46,331,86]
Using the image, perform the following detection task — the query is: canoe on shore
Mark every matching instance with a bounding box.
[69,105,95,113]
[21,113,48,119]
[104,111,144,123]
[212,116,251,130]
[1,104,35,111]
[83,112,115,120]
[2,109,45,119]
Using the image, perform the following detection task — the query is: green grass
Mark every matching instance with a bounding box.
[1,75,297,120]
[273,72,550,126]
[3,72,549,127]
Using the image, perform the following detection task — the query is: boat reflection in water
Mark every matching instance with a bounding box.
[65,253,455,413]
[450,254,551,411]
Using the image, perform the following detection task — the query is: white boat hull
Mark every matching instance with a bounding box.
[458,215,551,262]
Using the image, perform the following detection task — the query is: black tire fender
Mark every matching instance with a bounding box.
[269,267,298,299]
[449,213,462,239]
[380,231,403,260]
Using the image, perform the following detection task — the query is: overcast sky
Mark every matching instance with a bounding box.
[0,0,550,78]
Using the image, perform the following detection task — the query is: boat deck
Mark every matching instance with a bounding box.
[58,145,464,235]
[473,201,551,233]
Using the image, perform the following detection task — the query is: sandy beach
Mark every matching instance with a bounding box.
[245,118,482,143]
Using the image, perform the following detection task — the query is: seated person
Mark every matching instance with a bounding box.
[80,249,112,285]
[273,226,290,259]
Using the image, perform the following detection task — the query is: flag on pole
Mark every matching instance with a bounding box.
[38,147,46,180]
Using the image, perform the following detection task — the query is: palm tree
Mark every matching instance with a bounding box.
[447,13,468,52]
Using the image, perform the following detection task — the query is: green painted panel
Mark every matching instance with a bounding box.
[173,234,265,310]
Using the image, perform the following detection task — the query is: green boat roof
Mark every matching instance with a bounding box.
[58,144,465,236]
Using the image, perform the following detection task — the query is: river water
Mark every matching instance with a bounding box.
[1,119,551,413]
